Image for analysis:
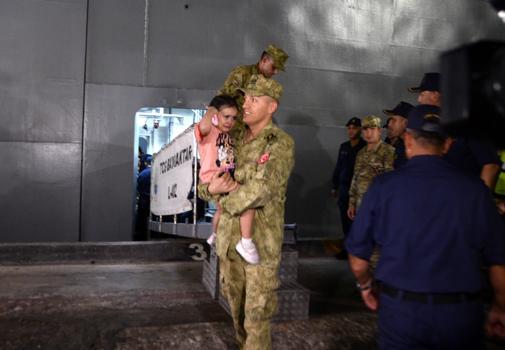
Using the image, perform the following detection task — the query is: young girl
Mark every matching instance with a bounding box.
[195,95,259,265]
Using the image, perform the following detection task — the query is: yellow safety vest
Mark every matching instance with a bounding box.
[495,150,505,197]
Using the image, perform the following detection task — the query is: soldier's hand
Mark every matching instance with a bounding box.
[205,106,218,116]
[208,171,238,195]
[347,206,356,220]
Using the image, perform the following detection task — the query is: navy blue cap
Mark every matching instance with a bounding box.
[345,117,361,127]
[140,154,153,163]
[383,101,415,119]
[408,73,441,93]
[407,105,444,135]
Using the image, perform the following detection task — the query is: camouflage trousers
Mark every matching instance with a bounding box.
[219,248,280,350]
[369,247,380,273]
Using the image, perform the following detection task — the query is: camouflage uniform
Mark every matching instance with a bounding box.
[200,75,294,349]
[218,44,288,108]
[219,64,260,108]
[349,116,394,271]
[348,141,395,210]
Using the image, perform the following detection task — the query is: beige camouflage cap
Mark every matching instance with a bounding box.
[265,44,289,71]
[238,74,283,101]
[362,115,382,128]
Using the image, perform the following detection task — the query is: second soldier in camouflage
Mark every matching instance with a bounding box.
[348,115,395,215]
[219,44,288,109]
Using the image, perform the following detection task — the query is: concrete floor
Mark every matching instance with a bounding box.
[0,256,378,350]
[1,244,504,350]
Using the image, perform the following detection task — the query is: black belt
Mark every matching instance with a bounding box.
[379,283,481,304]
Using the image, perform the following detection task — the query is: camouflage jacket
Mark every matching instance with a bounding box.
[199,122,295,265]
[219,64,259,107]
[349,142,395,209]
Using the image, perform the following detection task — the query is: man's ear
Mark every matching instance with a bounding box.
[268,99,278,114]
[443,137,453,154]
[401,118,408,128]
[404,132,414,159]
[433,91,441,104]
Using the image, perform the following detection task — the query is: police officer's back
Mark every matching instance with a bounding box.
[408,72,500,188]
[346,105,505,349]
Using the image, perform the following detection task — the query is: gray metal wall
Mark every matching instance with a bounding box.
[0,0,86,241]
[1,0,504,242]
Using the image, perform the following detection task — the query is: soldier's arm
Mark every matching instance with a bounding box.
[384,146,395,172]
[197,183,214,202]
[348,154,363,208]
[219,136,295,216]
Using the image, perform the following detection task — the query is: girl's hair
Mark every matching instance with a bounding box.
[209,94,239,111]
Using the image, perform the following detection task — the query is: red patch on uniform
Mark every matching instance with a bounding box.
[257,153,270,164]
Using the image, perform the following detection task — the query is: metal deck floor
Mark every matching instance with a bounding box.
[0,257,378,349]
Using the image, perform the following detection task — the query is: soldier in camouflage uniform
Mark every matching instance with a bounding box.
[347,115,394,271]
[199,74,294,350]
[219,44,288,108]
[348,115,395,218]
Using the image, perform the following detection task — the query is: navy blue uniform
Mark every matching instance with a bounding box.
[346,155,505,349]
[386,138,407,169]
[444,137,500,176]
[332,138,366,235]
[135,167,151,240]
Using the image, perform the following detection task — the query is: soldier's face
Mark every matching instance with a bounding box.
[347,125,361,140]
[217,106,238,133]
[258,56,278,78]
[242,95,275,127]
[362,127,381,144]
[388,115,407,138]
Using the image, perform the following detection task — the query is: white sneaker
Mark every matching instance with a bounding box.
[235,241,260,265]
[206,232,216,246]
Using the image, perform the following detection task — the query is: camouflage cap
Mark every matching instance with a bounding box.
[362,115,382,128]
[265,44,289,71]
[238,74,283,101]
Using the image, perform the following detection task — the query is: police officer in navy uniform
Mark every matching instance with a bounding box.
[383,101,414,169]
[408,72,441,107]
[444,138,501,189]
[346,104,505,349]
[409,72,500,188]
[331,117,366,237]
